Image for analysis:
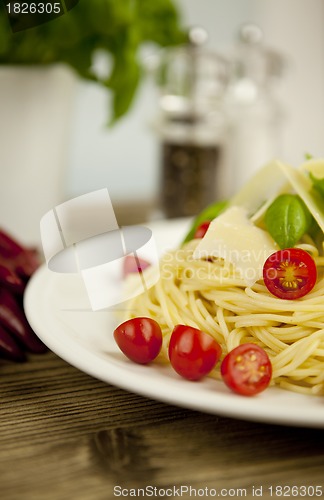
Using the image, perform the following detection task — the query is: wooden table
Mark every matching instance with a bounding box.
[1,350,324,500]
[2,207,324,499]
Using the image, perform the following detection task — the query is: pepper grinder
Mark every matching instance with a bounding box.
[153,27,229,219]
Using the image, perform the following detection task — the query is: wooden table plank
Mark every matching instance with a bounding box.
[1,352,324,500]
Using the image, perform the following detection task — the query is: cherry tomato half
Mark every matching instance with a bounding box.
[168,325,222,381]
[114,317,162,364]
[263,248,317,300]
[221,343,272,396]
[123,255,150,277]
[194,221,211,239]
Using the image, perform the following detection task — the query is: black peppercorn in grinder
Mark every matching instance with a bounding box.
[154,27,229,219]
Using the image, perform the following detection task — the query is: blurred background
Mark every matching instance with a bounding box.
[1,0,324,243]
[66,0,324,206]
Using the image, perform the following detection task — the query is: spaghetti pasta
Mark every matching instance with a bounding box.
[122,159,324,395]
[126,238,324,396]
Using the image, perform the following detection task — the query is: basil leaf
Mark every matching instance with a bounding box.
[309,172,324,198]
[182,200,228,244]
[265,194,312,249]
[0,0,186,123]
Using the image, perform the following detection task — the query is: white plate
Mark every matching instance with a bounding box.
[24,219,324,428]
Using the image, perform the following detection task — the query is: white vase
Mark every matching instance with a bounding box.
[0,64,75,246]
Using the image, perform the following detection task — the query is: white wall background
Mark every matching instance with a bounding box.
[253,0,324,164]
[65,0,324,204]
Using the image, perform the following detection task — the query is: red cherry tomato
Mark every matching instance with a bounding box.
[263,248,317,300]
[168,325,222,381]
[123,255,150,277]
[221,343,272,396]
[194,221,211,239]
[114,317,162,364]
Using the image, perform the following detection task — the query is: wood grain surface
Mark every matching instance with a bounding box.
[1,351,324,500]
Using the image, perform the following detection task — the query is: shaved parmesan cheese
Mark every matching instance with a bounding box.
[229,160,290,220]
[228,158,324,233]
[193,206,278,286]
[299,158,324,178]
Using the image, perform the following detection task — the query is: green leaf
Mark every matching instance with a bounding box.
[182,200,228,244]
[265,194,312,249]
[108,56,141,124]
[309,172,324,198]
[308,216,322,245]
[0,0,186,123]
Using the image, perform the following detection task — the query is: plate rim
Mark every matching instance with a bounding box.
[24,220,324,429]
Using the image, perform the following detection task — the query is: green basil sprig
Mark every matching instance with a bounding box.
[309,173,324,198]
[265,194,312,249]
[0,0,185,124]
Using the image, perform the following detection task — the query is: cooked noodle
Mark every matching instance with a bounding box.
[125,238,324,395]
